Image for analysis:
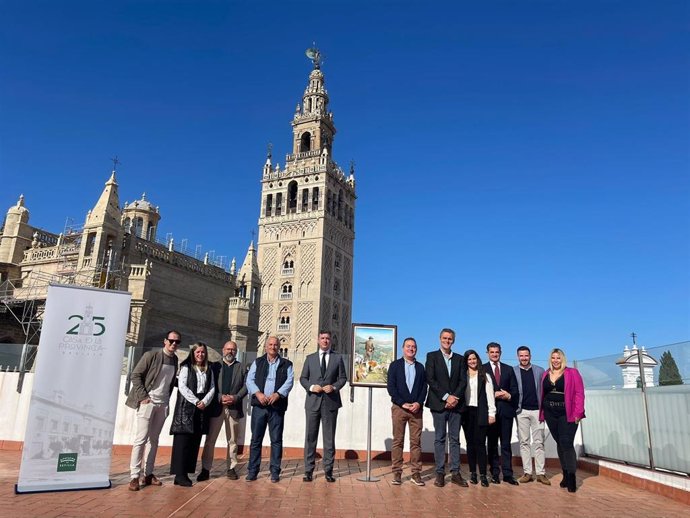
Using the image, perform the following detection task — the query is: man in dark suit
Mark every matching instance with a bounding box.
[198,340,247,481]
[484,341,520,485]
[300,330,348,482]
[387,337,427,486]
[425,328,468,488]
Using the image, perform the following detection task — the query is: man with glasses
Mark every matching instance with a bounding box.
[198,341,247,481]
[126,330,181,491]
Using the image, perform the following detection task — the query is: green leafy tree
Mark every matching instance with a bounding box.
[658,350,683,386]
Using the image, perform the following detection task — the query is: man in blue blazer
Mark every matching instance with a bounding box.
[300,330,347,482]
[425,328,468,488]
[387,337,428,486]
[485,342,520,485]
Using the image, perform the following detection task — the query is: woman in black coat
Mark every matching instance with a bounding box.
[170,342,215,486]
[461,349,496,487]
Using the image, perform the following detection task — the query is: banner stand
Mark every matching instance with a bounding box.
[356,387,380,482]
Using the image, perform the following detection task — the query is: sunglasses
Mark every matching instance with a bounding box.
[167,339,182,345]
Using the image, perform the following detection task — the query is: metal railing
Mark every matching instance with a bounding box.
[575,340,690,475]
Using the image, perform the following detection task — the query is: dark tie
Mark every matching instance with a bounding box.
[494,363,501,384]
[321,353,327,377]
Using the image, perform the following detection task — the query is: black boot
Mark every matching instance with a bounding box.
[470,472,478,485]
[567,472,577,493]
[560,471,568,488]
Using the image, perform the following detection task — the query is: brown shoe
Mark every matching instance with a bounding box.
[128,478,140,491]
[143,474,163,486]
[518,474,533,483]
[391,472,402,485]
[411,473,425,486]
[451,472,469,487]
[434,472,445,487]
[536,474,551,485]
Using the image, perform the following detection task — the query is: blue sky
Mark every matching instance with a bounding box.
[1,1,688,364]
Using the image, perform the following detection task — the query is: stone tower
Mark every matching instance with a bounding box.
[256,49,356,365]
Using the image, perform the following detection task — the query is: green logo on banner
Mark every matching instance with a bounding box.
[57,452,78,472]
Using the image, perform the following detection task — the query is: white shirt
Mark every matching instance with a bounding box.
[178,365,215,407]
[465,372,496,418]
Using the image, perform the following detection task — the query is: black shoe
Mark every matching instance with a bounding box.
[560,471,568,488]
[325,471,336,483]
[491,476,501,484]
[271,475,280,483]
[174,475,193,487]
[303,472,313,482]
[245,473,258,482]
[480,475,489,487]
[226,468,238,480]
[196,469,210,482]
[567,472,577,493]
[451,472,469,487]
[469,473,478,485]
[434,473,445,487]
[504,476,519,485]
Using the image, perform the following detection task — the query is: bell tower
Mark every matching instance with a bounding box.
[256,48,356,366]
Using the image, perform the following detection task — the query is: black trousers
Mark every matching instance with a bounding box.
[487,414,514,478]
[544,408,579,473]
[170,398,205,476]
[461,407,488,475]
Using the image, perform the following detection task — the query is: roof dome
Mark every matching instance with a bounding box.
[124,193,158,213]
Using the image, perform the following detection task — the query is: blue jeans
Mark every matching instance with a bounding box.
[247,406,285,477]
[431,410,462,474]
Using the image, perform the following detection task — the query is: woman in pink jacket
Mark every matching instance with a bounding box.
[539,348,585,493]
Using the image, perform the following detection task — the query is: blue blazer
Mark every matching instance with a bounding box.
[387,358,428,407]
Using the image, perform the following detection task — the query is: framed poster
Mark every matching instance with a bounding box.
[350,323,397,387]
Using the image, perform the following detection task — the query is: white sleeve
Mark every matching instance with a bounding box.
[178,365,199,405]
[485,373,496,418]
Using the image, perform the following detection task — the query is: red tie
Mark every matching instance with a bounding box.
[494,363,500,383]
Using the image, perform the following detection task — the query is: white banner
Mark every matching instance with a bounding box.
[16,284,131,493]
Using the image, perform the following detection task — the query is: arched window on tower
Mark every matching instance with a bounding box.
[123,217,131,234]
[275,193,282,216]
[280,282,293,300]
[287,181,298,214]
[312,187,319,210]
[300,132,311,152]
[302,188,309,211]
[278,307,291,331]
[265,194,273,216]
[133,217,144,238]
[337,190,343,221]
[282,256,294,276]
[147,223,155,241]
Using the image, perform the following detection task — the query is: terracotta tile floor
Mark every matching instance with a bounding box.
[1,450,687,517]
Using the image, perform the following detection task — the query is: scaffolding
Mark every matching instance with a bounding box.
[0,242,125,392]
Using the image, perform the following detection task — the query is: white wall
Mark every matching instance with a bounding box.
[2,372,576,458]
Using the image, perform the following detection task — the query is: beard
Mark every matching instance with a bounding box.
[224,353,236,363]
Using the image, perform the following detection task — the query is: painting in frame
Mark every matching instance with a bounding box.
[350,323,397,388]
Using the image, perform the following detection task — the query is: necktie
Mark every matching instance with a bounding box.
[320,353,327,377]
[494,363,501,384]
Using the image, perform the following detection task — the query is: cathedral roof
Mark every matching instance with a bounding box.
[124,192,158,213]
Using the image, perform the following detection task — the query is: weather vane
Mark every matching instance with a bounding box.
[631,332,637,345]
[111,155,121,171]
[267,142,273,159]
[305,43,322,69]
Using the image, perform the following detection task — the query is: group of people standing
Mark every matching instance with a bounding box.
[387,328,585,493]
[124,327,585,493]
[126,329,347,489]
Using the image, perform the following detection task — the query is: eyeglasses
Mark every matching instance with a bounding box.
[166,339,181,345]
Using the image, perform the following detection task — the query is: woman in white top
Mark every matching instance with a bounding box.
[461,349,496,487]
[170,342,215,486]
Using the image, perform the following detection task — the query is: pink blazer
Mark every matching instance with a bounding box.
[539,367,586,423]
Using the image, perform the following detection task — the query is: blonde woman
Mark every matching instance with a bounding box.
[539,348,585,493]
[170,342,215,486]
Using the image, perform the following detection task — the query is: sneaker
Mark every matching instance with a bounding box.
[391,472,402,485]
[451,472,469,487]
[226,468,238,480]
[480,475,489,487]
[245,473,257,482]
[517,474,533,483]
[434,472,445,487]
[143,474,163,486]
[536,474,551,485]
[128,478,140,491]
[196,469,210,482]
[411,473,425,486]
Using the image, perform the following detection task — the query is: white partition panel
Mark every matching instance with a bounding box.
[646,385,690,474]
